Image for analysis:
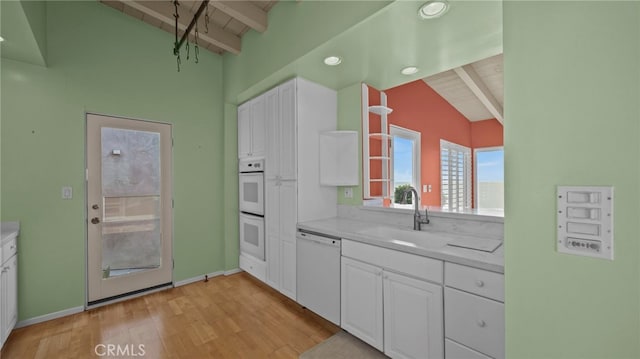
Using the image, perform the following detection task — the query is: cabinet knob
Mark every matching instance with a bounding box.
[476,320,486,327]
[475,280,485,287]
[91,217,101,224]
[377,271,382,277]
[383,274,388,279]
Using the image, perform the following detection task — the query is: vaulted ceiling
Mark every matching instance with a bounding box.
[100,0,278,55]
[423,54,504,123]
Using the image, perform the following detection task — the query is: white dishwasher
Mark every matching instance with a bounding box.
[296,230,341,325]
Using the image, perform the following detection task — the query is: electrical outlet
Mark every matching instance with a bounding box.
[344,187,353,199]
[62,186,73,199]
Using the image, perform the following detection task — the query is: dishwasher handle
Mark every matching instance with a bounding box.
[297,231,341,247]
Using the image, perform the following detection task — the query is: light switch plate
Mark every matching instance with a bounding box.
[62,186,73,199]
[557,186,613,260]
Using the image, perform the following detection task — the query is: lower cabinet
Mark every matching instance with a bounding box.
[1,254,17,349]
[384,271,443,359]
[341,256,444,359]
[341,257,384,350]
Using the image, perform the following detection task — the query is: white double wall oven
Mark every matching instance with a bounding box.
[239,158,266,261]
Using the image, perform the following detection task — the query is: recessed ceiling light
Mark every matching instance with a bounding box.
[323,56,342,66]
[418,1,449,19]
[401,66,419,75]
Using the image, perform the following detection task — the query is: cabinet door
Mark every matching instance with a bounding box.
[341,257,384,351]
[264,87,280,179]
[0,265,6,346]
[265,180,280,289]
[251,95,267,158]
[278,80,297,180]
[383,271,443,359]
[280,239,296,301]
[6,256,17,334]
[278,181,297,300]
[237,102,252,158]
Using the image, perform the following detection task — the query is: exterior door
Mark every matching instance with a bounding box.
[86,113,173,304]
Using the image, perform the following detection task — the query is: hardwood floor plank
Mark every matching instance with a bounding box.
[1,272,340,358]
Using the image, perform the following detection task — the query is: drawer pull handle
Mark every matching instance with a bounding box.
[475,280,485,287]
[476,320,486,327]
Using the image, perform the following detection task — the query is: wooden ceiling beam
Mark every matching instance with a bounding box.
[453,65,504,124]
[210,1,268,33]
[127,0,241,55]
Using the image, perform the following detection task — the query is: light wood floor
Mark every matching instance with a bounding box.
[1,272,340,358]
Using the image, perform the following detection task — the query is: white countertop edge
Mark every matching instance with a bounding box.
[298,219,504,274]
[1,222,20,244]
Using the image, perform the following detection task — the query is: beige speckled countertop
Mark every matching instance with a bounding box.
[297,217,503,273]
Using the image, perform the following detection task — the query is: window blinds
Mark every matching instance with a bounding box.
[440,140,471,211]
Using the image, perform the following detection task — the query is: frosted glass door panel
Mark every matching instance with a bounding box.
[101,128,162,278]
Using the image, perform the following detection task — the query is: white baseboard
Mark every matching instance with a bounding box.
[174,268,242,287]
[174,271,223,287]
[224,268,242,275]
[16,306,84,329]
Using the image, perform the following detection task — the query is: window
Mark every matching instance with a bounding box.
[390,125,421,204]
[440,139,471,211]
[474,147,504,211]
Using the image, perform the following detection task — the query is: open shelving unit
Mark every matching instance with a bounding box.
[362,84,393,200]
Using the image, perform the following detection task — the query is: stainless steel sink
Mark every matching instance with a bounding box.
[357,226,448,249]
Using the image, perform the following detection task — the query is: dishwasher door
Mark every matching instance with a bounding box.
[296,231,341,325]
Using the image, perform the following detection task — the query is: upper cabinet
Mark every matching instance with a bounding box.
[238,96,267,159]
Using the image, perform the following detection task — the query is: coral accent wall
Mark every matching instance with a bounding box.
[385,79,503,207]
[471,119,504,148]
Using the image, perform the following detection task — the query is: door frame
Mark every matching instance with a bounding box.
[84,112,174,308]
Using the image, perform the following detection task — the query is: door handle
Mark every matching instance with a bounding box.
[91,217,100,224]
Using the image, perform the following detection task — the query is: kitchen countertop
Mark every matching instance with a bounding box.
[1,222,20,245]
[297,217,503,273]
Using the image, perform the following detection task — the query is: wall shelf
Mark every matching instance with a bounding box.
[369,105,393,115]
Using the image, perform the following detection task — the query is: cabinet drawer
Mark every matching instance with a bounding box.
[445,262,504,302]
[2,236,17,263]
[342,239,443,284]
[446,339,492,359]
[445,288,504,359]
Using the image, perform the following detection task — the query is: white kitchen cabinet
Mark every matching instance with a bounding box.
[341,240,444,359]
[444,263,504,359]
[1,233,18,350]
[341,256,384,351]
[237,95,266,159]
[278,180,297,299]
[384,271,443,359]
[255,78,337,301]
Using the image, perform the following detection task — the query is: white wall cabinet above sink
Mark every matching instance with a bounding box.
[319,131,359,186]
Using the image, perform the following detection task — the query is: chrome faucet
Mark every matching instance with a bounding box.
[402,187,430,230]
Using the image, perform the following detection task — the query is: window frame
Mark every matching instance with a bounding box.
[473,146,504,210]
[390,125,422,200]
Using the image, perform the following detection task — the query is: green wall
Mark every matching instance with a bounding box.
[504,2,640,358]
[1,1,224,320]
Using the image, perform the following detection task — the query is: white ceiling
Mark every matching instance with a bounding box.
[423,54,503,122]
